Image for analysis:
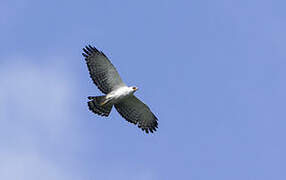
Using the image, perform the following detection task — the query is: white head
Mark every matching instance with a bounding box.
[130,86,138,93]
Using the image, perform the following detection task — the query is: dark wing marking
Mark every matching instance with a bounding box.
[82,45,125,94]
[115,95,158,133]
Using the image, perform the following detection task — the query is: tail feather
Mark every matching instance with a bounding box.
[88,96,107,104]
[87,96,113,117]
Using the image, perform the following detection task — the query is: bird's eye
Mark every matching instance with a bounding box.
[132,87,137,90]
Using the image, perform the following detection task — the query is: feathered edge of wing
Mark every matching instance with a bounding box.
[82,45,125,94]
[82,45,109,93]
[82,45,108,58]
[114,95,158,133]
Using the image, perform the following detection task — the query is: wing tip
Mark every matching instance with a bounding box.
[82,44,100,58]
[138,119,158,134]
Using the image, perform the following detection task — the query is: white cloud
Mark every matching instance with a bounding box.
[0,57,82,180]
[0,151,74,180]
[0,59,74,139]
[0,57,156,180]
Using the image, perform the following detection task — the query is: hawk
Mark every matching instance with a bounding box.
[82,45,158,133]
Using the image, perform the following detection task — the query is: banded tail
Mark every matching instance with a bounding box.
[87,96,113,117]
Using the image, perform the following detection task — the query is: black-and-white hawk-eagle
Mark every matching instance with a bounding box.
[82,45,158,133]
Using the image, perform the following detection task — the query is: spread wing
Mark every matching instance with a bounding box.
[82,45,126,94]
[115,95,158,133]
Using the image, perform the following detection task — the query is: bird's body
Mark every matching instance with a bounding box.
[105,86,136,104]
[82,45,158,133]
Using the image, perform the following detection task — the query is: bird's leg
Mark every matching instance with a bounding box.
[88,96,111,106]
[100,99,110,106]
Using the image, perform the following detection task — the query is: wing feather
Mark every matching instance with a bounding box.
[82,45,125,94]
[115,95,158,133]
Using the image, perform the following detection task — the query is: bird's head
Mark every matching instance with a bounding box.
[131,86,138,92]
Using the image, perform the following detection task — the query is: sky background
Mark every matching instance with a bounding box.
[1,0,286,179]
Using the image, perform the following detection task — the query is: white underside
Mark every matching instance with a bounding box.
[106,86,134,104]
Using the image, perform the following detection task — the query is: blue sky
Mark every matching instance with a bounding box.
[1,0,286,179]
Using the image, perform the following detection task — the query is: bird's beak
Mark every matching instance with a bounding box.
[135,87,138,91]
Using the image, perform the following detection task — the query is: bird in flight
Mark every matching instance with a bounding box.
[82,45,158,133]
